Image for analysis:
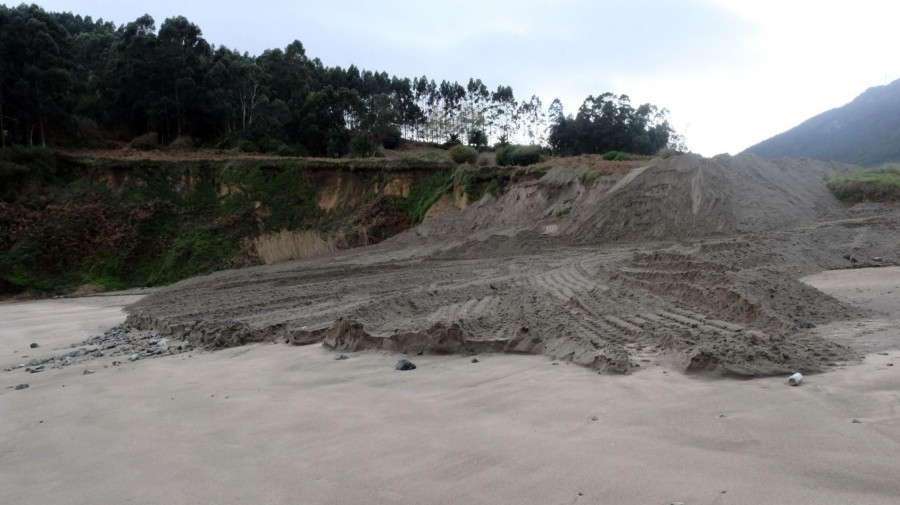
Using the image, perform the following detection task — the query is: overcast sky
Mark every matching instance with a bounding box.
[24,0,900,155]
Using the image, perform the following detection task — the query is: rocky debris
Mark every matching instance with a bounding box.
[396,359,416,371]
[6,325,194,372]
[30,343,39,348]
[83,369,95,375]
[471,358,479,363]
[15,384,29,390]
[334,354,349,360]
[842,253,895,269]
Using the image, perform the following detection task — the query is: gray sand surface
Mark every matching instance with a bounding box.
[2,281,899,505]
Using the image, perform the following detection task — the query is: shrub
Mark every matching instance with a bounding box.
[579,169,606,186]
[477,152,495,166]
[496,144,542,166]
[449,144,478,164]
[602,150,632,161]
[827,164,900,203]
[276,144,297,157]
[169,135,195,149]
[236,139,259,153]
[130,132,160,150]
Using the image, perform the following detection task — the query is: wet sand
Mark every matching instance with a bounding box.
[1,282,899,505]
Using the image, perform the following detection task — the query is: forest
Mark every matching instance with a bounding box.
[0,4,679,157]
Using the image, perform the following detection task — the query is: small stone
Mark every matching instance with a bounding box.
[128,353,141,361]
[92,350,103,358]
[471,358,480,363]
[15,384,29,390]
[83,369,95,375]
[395,359,416,371]
[30,343,39,349]
[589,416,599,422]
[335,354,349,360]
[28,365,44,373]
[852,419,861,424]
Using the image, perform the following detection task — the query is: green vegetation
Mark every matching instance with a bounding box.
[452,166,514,201]
[579,169,607,186]
[547,94,679,156]
[0,4,687,294]
[602,150,631,161]
[496,145,542,166]
[826,164,900,203]
[449,145,479,164]
[402,171,453,223]
[0,4,680,155]
[1,153,390,294]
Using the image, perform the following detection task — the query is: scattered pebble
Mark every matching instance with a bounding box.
[852,419,862,424]
[335,354,349,360]
[471,358,479,363]
[395,359,416,371]
[589,416,599,422]
[83,369,95,375]
[30,343,39,348]
[129,353,141,361]
[15,384,29,390]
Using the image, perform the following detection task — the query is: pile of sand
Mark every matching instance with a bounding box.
[123,152,900,377]
[567,153,854,242]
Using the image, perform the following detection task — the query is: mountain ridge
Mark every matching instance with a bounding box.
[745,79,900,166]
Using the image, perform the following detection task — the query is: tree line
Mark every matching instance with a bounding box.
[0,4,681,156]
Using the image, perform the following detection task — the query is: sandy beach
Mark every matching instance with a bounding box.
[2,268,899,505]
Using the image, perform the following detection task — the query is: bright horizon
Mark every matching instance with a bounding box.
[19,0,900,156]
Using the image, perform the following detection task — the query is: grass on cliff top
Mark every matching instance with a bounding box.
[827,163,900,203]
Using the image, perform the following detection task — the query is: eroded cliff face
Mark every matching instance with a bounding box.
[1,153,525,294]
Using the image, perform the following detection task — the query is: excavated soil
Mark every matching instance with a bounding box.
[127,153,900,377]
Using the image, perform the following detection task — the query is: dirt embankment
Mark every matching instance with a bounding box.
[126,153,900,377]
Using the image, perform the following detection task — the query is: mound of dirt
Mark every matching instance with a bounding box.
[567,153,855,242]
[125,153,898,378]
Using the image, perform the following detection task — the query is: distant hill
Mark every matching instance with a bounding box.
[745,79,900,167]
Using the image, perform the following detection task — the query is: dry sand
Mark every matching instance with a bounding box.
[1,290,899,504]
